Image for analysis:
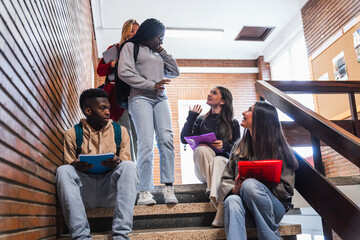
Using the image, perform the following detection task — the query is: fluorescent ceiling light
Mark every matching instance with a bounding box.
[165,28,224,39]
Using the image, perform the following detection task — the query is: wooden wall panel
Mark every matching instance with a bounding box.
[0,0,93,238]
[302,0,360,56]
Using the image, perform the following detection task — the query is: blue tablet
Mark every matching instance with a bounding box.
[79,152,114,174]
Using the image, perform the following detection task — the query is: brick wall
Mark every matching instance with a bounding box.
[322,145,360,177]
[256,56,271,80]
[94,69,105,88]
[301,0,360,56]
[0,0,94,238]
[157,71,259,185]
[94,58,268,185]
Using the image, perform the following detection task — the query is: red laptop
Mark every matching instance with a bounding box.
[238,160,283,183]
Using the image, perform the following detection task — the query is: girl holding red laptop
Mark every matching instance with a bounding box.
[219,101,298,240]
[180,86,240,227]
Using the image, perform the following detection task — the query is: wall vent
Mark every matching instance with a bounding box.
[235,26,275,41]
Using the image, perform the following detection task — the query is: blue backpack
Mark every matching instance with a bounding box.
[74,122,122,157]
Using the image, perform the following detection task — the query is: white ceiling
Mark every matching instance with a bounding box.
[91,0,308,60]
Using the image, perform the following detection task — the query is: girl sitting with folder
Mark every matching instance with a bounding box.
[219,101,298,240]
[180,86,240,227]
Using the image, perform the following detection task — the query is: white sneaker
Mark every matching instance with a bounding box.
[137,191,156,206]
[162,186,178,204]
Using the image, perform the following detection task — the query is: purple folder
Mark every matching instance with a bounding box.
[184,132,222,153]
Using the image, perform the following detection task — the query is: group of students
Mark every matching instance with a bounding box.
[55,18,298,240]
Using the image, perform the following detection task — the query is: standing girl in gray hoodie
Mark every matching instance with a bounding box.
[118,18,179,206]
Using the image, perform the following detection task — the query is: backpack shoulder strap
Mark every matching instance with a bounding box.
[74,122,83,158]
[112,122,122,156]
[133,43,139,63]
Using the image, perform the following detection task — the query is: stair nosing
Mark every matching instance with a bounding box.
[86,202,216,218]
[59,224,301,239]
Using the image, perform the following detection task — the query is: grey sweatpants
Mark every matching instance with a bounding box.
[55,161,138,240]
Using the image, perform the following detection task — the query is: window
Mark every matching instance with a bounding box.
[271,34,310,81]
[270,33,314,158]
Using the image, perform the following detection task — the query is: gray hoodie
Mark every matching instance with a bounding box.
[118,42,179,100]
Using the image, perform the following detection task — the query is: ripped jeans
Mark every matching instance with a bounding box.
[129,95,175,191]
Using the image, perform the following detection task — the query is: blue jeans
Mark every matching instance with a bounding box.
[118,110,138,161]
[224,178,285,240]
[129,95,175,191]
[55,161,138,240]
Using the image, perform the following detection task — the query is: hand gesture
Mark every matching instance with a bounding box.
[209,140,223,151]
[154,79,171,90]
[189,105,202,114]
[71,159,93,172]
[110,58,117,68]
[101,155,121,169]
[156,46,164,53]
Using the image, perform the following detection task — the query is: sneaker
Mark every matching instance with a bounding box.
[162,186,178,204]
[137,191,156,206]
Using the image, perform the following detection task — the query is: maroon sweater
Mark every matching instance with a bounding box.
[97,44,124,121]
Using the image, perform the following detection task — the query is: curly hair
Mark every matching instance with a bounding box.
[79,88,108,114]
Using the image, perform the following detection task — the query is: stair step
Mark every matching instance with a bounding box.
[327,174,360,186]
[130,227,225,239]
[58,184,303,238]
[86,203,216,232]
[144,183,210,204]
[86,202,216,218]
[59,224,301,240]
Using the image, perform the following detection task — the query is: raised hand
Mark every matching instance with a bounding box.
[189,104,202,114]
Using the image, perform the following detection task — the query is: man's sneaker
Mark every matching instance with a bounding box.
[137,191,156,206]
[162,186,178,204]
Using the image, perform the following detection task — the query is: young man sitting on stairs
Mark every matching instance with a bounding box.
[55,88,138,240]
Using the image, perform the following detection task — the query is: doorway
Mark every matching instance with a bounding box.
[178,100,211,184]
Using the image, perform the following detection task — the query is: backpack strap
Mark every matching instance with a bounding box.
[74,122,122,158]
[112,122,122,156]
[133,43,139,62]
[74,122,83,158]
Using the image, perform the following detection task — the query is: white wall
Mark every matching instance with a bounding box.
[262,12,305,62]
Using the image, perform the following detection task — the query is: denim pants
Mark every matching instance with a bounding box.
[55,161,138,240]
[129,95,175,191]
[224,178,285,240]
[118,110,138,161]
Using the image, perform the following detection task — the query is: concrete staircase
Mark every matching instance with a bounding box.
[58,184,301,239]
